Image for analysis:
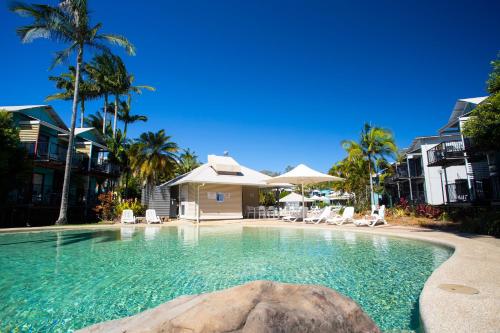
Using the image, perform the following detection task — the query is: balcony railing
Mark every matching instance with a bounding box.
[445,179,492,204]
[22,142,67,162]
[21,142,118,175]
[427,140,465,167]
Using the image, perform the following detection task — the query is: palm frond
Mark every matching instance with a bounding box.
[50,42,78,69]
[97,33,136,56]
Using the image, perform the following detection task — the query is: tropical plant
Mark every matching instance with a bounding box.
[118,95,148,139]
[11,0,136,224]
[93,192,115,221]
[84,111,112,136]
[329,141,371,210]
[176,148,200,175]
[46,65,99,127]
[129,130,179,197]
[357,123,397,205]
[105,55,154,136]
[115,199,145,217]
[85,52,115,133]
[0,111,31,206]
[462,54,500,152]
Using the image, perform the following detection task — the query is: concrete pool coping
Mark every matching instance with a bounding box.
[1,220,499,333]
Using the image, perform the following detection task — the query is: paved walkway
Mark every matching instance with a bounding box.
[2,220,499,333]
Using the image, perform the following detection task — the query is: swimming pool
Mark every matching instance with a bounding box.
[0,225,452,332]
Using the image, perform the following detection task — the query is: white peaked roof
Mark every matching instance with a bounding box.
[266,164,344,185]
[440,96,488,133]
[280,192,314,203]
[458,96,488,105]
[170,155,272,186]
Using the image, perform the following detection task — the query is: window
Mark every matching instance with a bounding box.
[216,192,224,202]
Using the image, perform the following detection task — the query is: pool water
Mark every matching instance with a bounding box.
[0,226,452,332]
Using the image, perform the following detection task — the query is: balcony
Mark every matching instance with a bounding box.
[427,140,466,167]
[22,142,67,163]
[445,179,493,204]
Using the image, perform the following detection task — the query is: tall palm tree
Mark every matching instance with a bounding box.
[11,0,136,224]
[177,148,200,175]
[46,65,98,127]
[130,130,179,198]
[85,53,115,133]
[106,55,154,137]
[358,123,397,205]
[117,95,148,139]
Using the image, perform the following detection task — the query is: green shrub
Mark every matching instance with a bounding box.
[93,192,116,221]
[447,207,500,237]
[116,199,145,217]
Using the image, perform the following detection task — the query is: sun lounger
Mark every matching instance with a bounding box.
[146,209,161,224]
[353,205,387,227]
[121,209,135,224]
[327,206,354,225]
[304,206,332,224]
[283,209,303,222]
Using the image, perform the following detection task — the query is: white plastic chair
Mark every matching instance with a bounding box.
[304,206,332,224]
[354,205,387,227]
[327,207,354,225]
[121,209,135,224]
[146,209,161,224]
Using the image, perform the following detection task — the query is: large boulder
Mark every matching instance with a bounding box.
[78,280,380,333]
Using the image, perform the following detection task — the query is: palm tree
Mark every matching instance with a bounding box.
[130,130,179,198]
[117,95,148,139]
[84,111,112,136]
[358,123,397,206]
[46,65,98,127]
[11,0,136,224]
[85,53,115,133]
[177,148,200,175]
[106,55,154,137]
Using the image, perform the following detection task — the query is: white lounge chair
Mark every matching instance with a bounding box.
[354,205,387,227]
[327,206,354,225]
[121,209,136,224]
[283,208,303,222]
[146,209,161,224]
[304,206,332,224]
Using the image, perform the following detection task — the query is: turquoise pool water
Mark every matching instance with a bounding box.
[0,226,452,332]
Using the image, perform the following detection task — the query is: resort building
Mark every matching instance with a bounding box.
[384,96,500,206]
[1,105,117,226]
[145,155,274,221]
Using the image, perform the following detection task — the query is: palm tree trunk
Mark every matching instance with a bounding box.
[113,95,119,137]
[102,93,108,134]
[123,120,128,139]
[368,153,374,206]
[80,97,85,128]
[56,47,83,225]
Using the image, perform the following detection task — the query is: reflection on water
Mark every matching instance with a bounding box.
[343,232,357,245]
[372,236,389,252]
[120,226,136,241]
[144,226,160,241]
[177,225,200,246]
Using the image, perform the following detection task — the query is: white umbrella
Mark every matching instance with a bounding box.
[309,194,323,201]
[266,164,344,220]
[279,192,314,203]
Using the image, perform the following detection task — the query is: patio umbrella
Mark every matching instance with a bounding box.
[309,194,323,201]
[279,192,314,203]
[266,164,344,220]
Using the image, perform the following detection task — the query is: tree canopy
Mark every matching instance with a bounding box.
[462,55,500,151]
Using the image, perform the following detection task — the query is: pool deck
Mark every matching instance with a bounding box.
[2,220,499,333]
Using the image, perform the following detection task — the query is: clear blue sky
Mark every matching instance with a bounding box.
[1,0,499,173]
